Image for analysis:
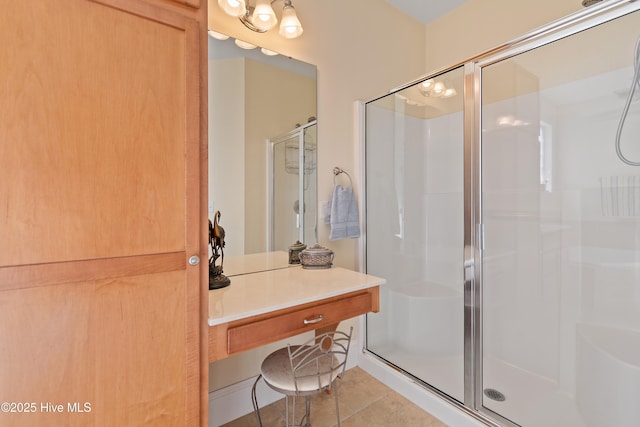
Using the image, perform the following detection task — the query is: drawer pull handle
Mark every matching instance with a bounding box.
[303,315,324,325]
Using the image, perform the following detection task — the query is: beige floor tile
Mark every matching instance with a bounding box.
[340,392,447,427]
[337,367,393,414]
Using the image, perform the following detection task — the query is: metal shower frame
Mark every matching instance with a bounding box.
[266,119,318,251]
[360,1,640,426]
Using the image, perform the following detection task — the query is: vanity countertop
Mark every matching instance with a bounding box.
[208,266,385,326]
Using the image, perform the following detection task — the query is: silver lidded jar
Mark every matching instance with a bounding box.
[299,243,334,269]
[288,240,307,264]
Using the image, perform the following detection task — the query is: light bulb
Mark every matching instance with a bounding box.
[417,79,435,97]
[208,30,229,40]
[421,79,434,90]
[218,0,246,18]
[234,39,257,49]
[279,3,303,39]
[252,0,278,31]
[433,82,445,94]
[497,115,514,126]
[443,88,457,98]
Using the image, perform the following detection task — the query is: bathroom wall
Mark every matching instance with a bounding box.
[422,0,581,74]
[209,58,245,255]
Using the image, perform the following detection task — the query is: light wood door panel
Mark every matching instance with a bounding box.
[0,281,95,426]
[0,0,187,266]
[94,271,186,425]
[0,271,186,425]
[0,0,207,425]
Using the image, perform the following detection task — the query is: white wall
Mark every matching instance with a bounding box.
[209,58,245,255]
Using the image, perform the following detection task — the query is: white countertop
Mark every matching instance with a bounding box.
[208,266,385,326]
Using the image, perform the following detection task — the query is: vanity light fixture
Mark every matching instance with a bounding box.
[252,0,278,31]
[418,79,457,98]
[496,115,530,127]
[218,0,247,17]
[217,0,304,39]
[395,94,424,107]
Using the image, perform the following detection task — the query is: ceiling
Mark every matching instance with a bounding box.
[385,0,470,25]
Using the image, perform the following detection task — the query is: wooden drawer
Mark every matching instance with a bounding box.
[226,289,374,356]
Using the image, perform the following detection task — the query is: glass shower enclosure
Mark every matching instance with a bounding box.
[267,120,317,251]
[364,2,640,426]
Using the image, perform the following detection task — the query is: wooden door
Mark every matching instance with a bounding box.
[0,0,207,425]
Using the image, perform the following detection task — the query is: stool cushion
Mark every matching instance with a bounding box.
[261,346,339,396]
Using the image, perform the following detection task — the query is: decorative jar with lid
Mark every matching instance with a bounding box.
[288,240,307,264]
[299,243,334,269]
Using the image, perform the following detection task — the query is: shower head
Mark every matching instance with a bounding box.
[582,0,603,7]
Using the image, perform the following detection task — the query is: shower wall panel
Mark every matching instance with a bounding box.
[366,67,465,403]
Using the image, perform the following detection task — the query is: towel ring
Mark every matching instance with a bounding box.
[333,167,353,186]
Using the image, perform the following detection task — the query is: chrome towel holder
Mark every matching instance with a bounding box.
[333,166,353,186]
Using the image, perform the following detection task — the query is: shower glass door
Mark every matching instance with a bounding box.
[365,66,466,402]
[364,3,640,426]
[269,121,318,251]
[480,9,640,426]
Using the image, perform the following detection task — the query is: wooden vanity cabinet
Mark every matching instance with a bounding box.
[209,286,380,362]
[0,1,208,425]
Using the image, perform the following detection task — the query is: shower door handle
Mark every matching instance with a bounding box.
[464,259,475,282]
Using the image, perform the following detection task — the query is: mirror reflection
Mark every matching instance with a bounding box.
[208,34,317,273]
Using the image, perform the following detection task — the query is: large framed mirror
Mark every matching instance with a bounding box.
[208,33,317,274]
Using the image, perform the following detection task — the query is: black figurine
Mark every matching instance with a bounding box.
[209,210,230,289]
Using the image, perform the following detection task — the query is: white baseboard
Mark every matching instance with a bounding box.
[208,374,280,427]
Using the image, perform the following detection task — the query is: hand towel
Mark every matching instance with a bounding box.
[328,184,360,240]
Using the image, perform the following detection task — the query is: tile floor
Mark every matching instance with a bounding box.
[221,366,448,427]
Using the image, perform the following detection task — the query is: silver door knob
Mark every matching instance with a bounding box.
[188,255,200,266]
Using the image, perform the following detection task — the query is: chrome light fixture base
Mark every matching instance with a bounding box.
[239,6,268,33]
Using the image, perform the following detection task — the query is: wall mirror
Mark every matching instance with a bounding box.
[208,34,318,275]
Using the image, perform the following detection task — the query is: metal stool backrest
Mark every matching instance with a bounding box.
[253,327,353,427]
[288,328,353,395]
